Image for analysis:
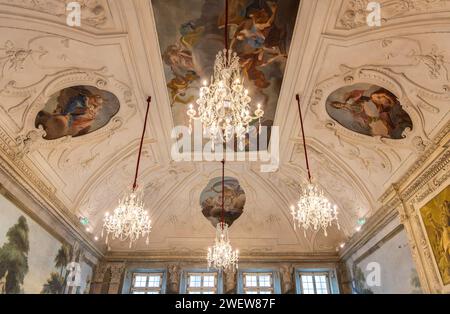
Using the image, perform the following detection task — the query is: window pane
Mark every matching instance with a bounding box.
[301,275,315,294]
[259,290,272,294]
[259,275,271,287]
[147,291,160,294]
[134,275,147,288]
[245,275,257,287]
[189,275,202,288]
[314,275,329,294]
[203,275,215,287]
[133,291,145,294]
[148,275,161,288]
[245,291,258,294]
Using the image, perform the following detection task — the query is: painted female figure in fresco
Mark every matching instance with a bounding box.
[230,1,287,89]
[35,86,120,140]
[326,84,413,139]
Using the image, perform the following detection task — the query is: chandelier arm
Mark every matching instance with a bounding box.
[133,96,152,191]
[296,94,312,182]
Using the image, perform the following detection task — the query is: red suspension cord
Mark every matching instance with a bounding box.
[132,96,152,191]
[224,0,229,64]
[296,94,312,182]
[221,159,225,230]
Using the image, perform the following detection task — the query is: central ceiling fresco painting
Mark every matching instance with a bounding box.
[152,0,300,149]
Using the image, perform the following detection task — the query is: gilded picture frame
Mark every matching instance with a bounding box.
[415,181,450,289]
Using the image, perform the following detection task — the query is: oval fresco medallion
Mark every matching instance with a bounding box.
[35,85,120,140]
[200,177,246,227]
[325,84,413,139]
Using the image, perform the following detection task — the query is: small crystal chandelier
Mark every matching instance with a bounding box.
[102,97,153,248]
[207,160,239,272]
[207,222,239,272]
[187,0,264,150]
[103,186,151,248]
[290,94,340,237]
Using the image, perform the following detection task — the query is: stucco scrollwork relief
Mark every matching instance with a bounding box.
[0,0,114,29]
[337,0,450,30]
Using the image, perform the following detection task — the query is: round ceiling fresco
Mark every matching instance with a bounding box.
[200,176,246,227]
[325,83,413,139]
[35,85,120,140]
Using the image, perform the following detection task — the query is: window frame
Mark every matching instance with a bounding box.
[180,269,223,294]
[295,268,339,294]
[237,269,281,294]
[122,268,167,294]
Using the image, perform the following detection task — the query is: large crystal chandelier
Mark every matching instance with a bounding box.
[187,0,263,150]
[102,97,153,248]
[207,160,239,272]
[290,94,340,237]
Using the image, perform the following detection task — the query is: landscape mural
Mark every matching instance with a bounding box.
[152,0,300,148]
[352,228,422,294]
[419,185,450,285]
[0,194,62,293]
[200,176,246,227]
[326,84,413,139]
[35,85,120,140]
[0,193,93,294]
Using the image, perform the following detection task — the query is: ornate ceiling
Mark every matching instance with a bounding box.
[0,0,448,257]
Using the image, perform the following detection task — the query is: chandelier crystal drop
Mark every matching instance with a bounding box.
[207,222,239,272]
[102,186,152,248]
[290,182,339,237]
[187,49,264,150]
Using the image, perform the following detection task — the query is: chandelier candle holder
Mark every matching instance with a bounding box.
[207,159,239,272]
[187,0,263,150]
[290,94,340,237]
[102,97,153,248]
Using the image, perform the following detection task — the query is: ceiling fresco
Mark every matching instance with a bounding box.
[152,0,300,146]
[35,85,120,140]
[325,84,413,139]
[200,176,246,227]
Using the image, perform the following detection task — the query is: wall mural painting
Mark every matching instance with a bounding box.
[152,0,300,149]
[326,84,413,139]
[352,228,422,294]
[419,185,450,285]
[200,177,246,227]
[35,85,120,140]
[0,194,62,294]
[0,194,93,294]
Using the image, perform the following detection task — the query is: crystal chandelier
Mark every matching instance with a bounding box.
[102,186,151,248]
[207,160,239,272]
[207,222,239,272]
[102,97,153,248]
[290,94,340,237]
[187,0,263,150]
